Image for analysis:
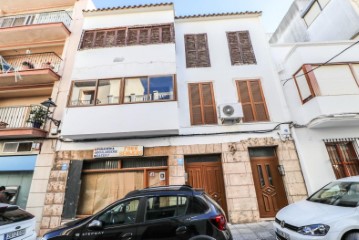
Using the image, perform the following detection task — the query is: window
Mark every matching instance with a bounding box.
[236,80,269,122]
[186,196,209,215]
[124,76,175,103]
[184,34,211,68]
[97,79,121,105]
[326,142,359,179]
[227,31,256,65]
[69,81,97,106]
[69,76,175,107]
[145,196,188,221]
[98,199,139,226]
[80,24,174,49]
[303,0,331,26]
[293,63,359,104]
[188,82,217,125]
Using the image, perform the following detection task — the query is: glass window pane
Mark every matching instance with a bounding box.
[149,76,174,100]
[295,70,312,101]
[70,81,96,106]
[249,147,276,157]
[266,164,273,186]
[314,65,359,95]
[304,2,321,26]
[124,77,149,103]
[98,199,139,226]
[146,196,184,221]
[97,79,121,105]
[257,165,265,187]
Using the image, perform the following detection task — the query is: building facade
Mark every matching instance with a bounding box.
[38,3,308,234]
[0,0,94,233]
[270,0,359,194]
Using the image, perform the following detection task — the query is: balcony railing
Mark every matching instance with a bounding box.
[0,10,72,29]
[1,52,62,73]
[0,105,47,129]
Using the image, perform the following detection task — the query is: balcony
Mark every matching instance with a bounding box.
[0,52,61,95]
[0,0,76,15]
[0,11,71,50]
[61,102,180,140]
[0,105,48,139]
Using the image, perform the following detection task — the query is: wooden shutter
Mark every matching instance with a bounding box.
[104,30,116,47]
[94,31,105,48]
[151,27,161,43]
[161,26,172,43]
[80,31,95,49]
[189,83,217,125]
[128,29,139,45]
[227,31,256,65]
[139,28,149,44]
[185,34,210,68]
[237,80,269,122]
[116,29,126,46]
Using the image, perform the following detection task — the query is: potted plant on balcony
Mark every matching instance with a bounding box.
[42,61,54,70]
[27,106,48,129]
[22,61,34,70]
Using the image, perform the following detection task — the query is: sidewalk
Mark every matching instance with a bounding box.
[229,221,276,240]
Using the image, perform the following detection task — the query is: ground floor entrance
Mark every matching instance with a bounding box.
[185,155,228,215]
[249,147,288,218]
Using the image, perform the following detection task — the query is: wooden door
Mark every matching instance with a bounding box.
[185,158,228,215]
[250,151,288,218]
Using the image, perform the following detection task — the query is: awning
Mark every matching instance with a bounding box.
[0,155,36,171]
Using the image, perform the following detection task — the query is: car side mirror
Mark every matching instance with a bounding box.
[88,220,103,230]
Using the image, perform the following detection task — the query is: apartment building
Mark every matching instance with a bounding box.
[270,0,359,194]
[38,3,308,232]
[0,0,94,233]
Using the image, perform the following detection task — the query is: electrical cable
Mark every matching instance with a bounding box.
[281,39,359,86]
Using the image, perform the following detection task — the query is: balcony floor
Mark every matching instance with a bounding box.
[0,23,70,51]
[0,0,76,14]
[0,128,47,139]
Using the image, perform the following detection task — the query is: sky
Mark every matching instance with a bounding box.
[92,0,294,33]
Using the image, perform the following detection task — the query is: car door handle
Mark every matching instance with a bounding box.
[176,226,187,235]
[121,232,133,240]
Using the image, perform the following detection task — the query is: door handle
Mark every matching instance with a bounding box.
[121,232,133,240]
[176,226,187,235]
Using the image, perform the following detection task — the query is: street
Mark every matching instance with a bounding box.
[229,221,276,240]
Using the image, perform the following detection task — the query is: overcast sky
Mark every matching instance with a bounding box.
[92,0,294,33]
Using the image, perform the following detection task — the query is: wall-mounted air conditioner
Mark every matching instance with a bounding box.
[218,103,244,124]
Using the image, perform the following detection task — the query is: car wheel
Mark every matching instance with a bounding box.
[344,232,359,240]
[189,236,216,240]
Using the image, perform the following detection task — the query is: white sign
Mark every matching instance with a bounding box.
[93,146,143,158]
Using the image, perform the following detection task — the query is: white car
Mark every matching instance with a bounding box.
[274,176,359,240]
[0,204,36,240]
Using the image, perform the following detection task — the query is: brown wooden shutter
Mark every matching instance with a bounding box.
[189,83,217,125]
[185,34,210,68]
[139,29,149,44]
[237,80,269,122]
[128,29,138,45]
[104,30,116,47]
[151,27,161,43]
[94,31,105,48]
[227,31,256,65]
[81,31,95,49]
[161,26,172,43]
[115,29,126,46]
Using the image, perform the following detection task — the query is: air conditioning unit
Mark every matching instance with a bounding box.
[218,103,243,124]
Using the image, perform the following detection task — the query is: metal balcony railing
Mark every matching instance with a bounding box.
[0,10,72,29]
[0,105,47,129]
[1,52,62,73]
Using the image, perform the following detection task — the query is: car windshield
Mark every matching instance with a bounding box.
[308,181,359,207]
[0,207,34,226]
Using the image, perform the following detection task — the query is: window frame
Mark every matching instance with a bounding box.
[236,79,269,122]
[188,82,218,125]
[184,33,211,68]
[293,63,359,104]
[226,31,257,66]
[79,23,175,50]
[67,75,177,107]
[302,0,331,27]
[325,141,359,179]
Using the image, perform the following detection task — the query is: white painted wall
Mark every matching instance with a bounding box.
[175,16,290,135]
[272,41,359,125]
[61,102,179,139]
[270,0,359,43]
